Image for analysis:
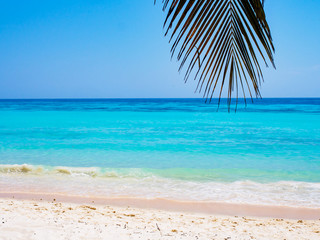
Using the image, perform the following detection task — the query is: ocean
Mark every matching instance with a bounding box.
[0,98,319,207]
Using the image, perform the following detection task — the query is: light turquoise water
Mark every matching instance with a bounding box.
[0,99,319,206]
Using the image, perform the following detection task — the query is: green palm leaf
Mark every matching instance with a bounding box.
[158,0,275,108]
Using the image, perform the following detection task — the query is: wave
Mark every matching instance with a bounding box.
[0,164,152,178]
[1,164,320,208]
[1,164,319,183]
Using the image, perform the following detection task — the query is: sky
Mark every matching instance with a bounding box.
[0,0,319,99]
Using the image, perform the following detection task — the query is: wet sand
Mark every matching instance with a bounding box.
[1,191,320,220]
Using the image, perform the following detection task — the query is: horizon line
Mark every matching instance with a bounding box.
[0,97,320,100]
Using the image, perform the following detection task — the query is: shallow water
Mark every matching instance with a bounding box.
[0,99,319,207]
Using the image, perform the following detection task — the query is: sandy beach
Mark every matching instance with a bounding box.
[0,194,320,240]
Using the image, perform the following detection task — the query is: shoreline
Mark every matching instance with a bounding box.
[1,191,319,220]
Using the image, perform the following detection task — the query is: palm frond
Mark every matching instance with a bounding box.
[157,0,275,109]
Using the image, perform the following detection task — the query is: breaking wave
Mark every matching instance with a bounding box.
[1,164,320,208]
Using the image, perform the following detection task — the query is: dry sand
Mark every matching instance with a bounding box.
[1,198,320,240]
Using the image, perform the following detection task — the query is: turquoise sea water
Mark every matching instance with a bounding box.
[0,99,320,207]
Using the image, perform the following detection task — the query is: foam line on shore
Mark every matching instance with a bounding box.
[2,164,320,208]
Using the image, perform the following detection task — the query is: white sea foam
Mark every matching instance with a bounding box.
[1,164,320,208]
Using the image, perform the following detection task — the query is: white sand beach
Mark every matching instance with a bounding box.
[1,196,320,240]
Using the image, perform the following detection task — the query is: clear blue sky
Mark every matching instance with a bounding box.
[0,0,319,99]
